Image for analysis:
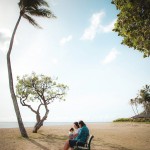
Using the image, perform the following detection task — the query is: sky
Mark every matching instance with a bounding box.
[0,0,150,123]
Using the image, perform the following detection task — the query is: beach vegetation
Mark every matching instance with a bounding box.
[113,118,150,123]
[130,85,150,117]
[16,73,68,133]
[7,0,55,138]
[112,0,150,57]
[114,85,150,123]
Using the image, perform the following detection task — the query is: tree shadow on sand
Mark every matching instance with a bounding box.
[39,133,68,141]
[27,139,50,150]
[93,138,132,150]
[26,133,68,150]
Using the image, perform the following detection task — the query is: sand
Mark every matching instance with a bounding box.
[0,122,150,150]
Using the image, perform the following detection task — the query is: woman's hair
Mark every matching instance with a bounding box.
[74,122,80,128]
[78,120,86,127]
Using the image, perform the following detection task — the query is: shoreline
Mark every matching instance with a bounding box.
[0,122,150,150]
[0,122,112,129]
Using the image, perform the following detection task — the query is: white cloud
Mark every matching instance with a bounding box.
[81,11,105,40]
[102,48,120,64]
[0,29,11,53]
[0,28,18,53]
[102,19,117,33]
[81,11,116,40]
[60,35,72,46]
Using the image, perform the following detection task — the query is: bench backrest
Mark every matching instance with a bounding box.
[85,135,94,149]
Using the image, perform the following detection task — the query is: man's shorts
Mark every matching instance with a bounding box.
[69,140,84,148]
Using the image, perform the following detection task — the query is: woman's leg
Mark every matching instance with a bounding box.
[64,140,70,150]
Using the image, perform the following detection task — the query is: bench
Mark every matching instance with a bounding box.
[74,135,94,150]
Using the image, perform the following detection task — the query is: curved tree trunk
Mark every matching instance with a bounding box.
[33,108,49,133]
[33,120,44,133]
[7,14,28,138]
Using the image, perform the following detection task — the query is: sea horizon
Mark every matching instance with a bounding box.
[0,121,111,128]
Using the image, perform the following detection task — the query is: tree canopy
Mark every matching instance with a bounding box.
[112,0,150,57]
[16,73,68,133]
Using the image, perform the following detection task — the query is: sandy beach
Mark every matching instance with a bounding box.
[0,122,150,150]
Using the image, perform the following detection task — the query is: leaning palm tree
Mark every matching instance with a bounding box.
[7,0,55,138]
[130,99,137,115]
[134,97,139,115]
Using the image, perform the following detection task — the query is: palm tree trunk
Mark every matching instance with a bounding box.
[7,14,28,138]
[131,105,136,115]
[135,102,139,115]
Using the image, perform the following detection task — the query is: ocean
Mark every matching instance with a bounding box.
[0,122,72,128]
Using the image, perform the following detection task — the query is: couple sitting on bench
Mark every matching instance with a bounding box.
[64,120,93,150]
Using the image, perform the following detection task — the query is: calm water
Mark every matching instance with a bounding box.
[0,122,72,128]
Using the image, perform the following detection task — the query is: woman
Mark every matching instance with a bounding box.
[73,122,81,139]
[64,120,89,150]
[69,122,80,140]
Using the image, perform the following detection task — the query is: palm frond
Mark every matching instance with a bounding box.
[19,0,49,9]
[26,8,56,18]
[18,0,56,28]
[37,0,49,7]
[18,0,24,10]
[23,14,42,29]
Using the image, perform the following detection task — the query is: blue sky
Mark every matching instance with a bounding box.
[0,0,150,122]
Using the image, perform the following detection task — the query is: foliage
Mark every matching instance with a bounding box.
[16,72,68,132]
[113,118,131,122]
[130,85,150,114]
[16,73,68,103]
[112,0,150,57]
[18,0,56,28]
[113,118,150,123]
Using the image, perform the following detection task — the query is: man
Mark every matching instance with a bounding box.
[64,120,89,150]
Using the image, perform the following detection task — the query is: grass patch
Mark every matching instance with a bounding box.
[113,118,150,123]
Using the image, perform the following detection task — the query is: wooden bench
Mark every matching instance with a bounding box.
[74,135,94,150]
